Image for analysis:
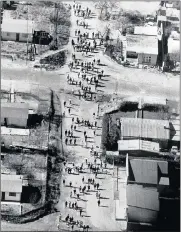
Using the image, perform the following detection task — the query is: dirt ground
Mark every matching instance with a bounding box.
[1,0,179,231]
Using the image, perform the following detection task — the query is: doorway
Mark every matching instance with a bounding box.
[16,33,20,42]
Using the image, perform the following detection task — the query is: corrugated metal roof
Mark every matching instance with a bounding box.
[121,118,170,140]
[134,26,157,36]
[2,19,34,34]
[1,174,23,193]
[1,102,29,119]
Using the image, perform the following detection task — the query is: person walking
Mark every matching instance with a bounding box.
[77,193,80,199]
[68,108,71,114]
[70,191,72,198]
[69,201,71,208]
[74,188,76,195]
[82,176,84,183]
[70,181,72,187]
[65,201,68,207]
[74,125,76,130]
[98,199,100,206]
[65,130,67,136]
[80,208,83,216]
[63,179,65,185]
[65,138,68,145]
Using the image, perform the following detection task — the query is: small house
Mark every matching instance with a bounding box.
[1,174,23,202]
[137,48,158,66]
[1,19,34,42]
[127,46,158,65]
[1,102,29,128]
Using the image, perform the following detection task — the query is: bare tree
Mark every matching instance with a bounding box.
[95,0,118,20]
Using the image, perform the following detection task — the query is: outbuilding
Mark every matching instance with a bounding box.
[1,102,29,128]
[1,19,34,42]
[1,174,23,202]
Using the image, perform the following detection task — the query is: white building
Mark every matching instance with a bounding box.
[1,19,34,42]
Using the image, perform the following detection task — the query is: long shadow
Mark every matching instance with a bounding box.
[100,205,109,208]
[72,103,80,106]
[83,215,91,218]
[100,196,110,200]
[97,84,105,88]
[96,177,105,180]
[98,188,106,191]
[101,78,110,82]
[103,74,111,77]
[98,64,107,67]
[97,89,104,93]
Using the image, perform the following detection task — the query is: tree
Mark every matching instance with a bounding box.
[95,0,118,20]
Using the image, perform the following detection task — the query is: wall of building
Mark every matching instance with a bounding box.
[4,192,21,202]
[19,33,32,42]
[6,117,28,128]
[127,184,159,211]
[1,32,16,41]
[127,206,158,223]
[138,53,157,65]
[1,32,32,42]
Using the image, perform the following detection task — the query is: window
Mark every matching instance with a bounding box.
[144,56,151,63]
[9,192,16,197]
[22,34,28,38]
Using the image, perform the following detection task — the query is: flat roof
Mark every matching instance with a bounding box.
[122,96,167,106]
[1,127,29,136]
[1,174,23,193]
[127,34,158,54]
[134,26,157,36]
[2,19,34,34]
[1,102,29,119]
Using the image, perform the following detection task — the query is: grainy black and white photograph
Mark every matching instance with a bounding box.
[1,0,180,231]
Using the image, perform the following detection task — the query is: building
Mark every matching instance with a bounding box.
[1,19,34,42]
[1,127,30,147]
[1,102,29,128]
[126,157,180,230]
[126,34,158,65]
[134,26,157,36]
[1,174,23,202]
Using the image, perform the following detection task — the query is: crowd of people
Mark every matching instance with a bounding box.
[66,3,107,101]
[57,2,109,231]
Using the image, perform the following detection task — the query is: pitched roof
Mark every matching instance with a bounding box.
[134,26,157,36]
[2,19,34,34]
[1,174,23,192]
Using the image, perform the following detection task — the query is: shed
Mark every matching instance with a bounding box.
[1,174,23,202]
[1,102,29,127]
[1,19,34,42]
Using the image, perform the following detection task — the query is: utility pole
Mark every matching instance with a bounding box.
[26,4,29,65]
[54,2,58,49]
[116,166,119,191]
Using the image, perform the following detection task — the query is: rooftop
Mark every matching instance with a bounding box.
[1,102,29,119]
[2,19,34,34]
[1,127,30,136]
[134,26,157,36]
[1,174,23,193]
[127,34,158,54]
